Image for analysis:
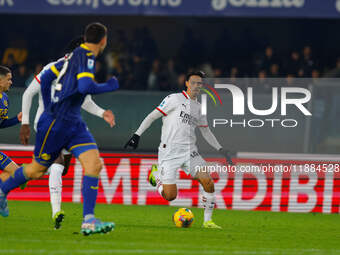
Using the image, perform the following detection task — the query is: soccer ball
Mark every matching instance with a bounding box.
[172,208,194,228]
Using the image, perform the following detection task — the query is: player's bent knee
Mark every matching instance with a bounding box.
[163,189,177,201]
[164,193,177,201]
[29,171,45,179]
[202,178,215,193]
[163,184,177,201]
[78,149,102,174]
[25,160,49,180]
[83,158,102,176]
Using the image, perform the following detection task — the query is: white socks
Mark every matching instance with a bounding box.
[153,168,163,196]
[202,191,215,222]
[49,163,64,217]
[157,184,164,197]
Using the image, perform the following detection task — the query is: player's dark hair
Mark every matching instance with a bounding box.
[185,71,206,82]
[84,23,107,44]
[0,66,11,77]
[64,36,84,53]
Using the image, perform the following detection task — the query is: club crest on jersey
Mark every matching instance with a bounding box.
[41,153,51,161]
[87,59,94,69]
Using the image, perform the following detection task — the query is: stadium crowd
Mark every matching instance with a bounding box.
[2,28,340,92]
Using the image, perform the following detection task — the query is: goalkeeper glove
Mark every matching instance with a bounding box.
[124,134,140,150]
[218,148,234,165]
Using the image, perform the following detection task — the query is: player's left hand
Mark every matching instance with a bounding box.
[124,134,140,150]
[17,112,22,122]
[20,124,30,145]
[103,110,115,128]
[218,148,235,165]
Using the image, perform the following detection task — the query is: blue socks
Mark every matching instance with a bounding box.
[0,167,29,194]
[82,175,99,218]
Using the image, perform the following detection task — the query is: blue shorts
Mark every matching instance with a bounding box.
[0,151,13,170]
[34,112,98,167]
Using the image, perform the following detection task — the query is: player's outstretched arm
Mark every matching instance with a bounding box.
[0,113,21,129]
[124,109,163,150]
[21,77,40,125]
[199,126,234,165]
[78,76,119,95]
[81,95,115,127]
[81,95,105,117]
[20,77,40,144]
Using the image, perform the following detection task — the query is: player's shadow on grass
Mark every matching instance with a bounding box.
[117,223,215,231]
[116,223,175,230]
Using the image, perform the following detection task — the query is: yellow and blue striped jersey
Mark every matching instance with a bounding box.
[40,44,96,122]
[0,92,19,129]
[0,92,9,120]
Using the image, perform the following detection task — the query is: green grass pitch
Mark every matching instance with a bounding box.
[1,201,340,255]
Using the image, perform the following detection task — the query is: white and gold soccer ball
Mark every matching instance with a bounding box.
[172,208,194,228]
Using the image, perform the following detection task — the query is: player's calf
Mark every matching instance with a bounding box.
[163,184,177,201]
[195,169,221,228]
[78,150,104,227]
[0,188,9,217]
[62,153,73,176]
[200,177,215,193]
[24,160,49,179]
[79,149,103,176]
[49,163,64,221]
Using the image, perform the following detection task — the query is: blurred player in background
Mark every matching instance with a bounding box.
[19,36,115,229]
[0,22,119,235]
[125,71,233,229]
[0,66,22,212]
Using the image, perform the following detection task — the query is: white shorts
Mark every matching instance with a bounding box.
[158,148,206,185]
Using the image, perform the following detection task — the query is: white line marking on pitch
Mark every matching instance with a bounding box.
[0,249,340,255]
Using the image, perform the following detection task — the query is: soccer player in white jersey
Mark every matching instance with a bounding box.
[19,37,115,229]
[125,71,233,229]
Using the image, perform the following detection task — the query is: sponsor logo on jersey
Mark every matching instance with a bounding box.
[180,111,198,125]
[87,59,94,69]
[41,153,51,161]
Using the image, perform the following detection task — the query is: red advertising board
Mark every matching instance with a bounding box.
[3,150,340,214]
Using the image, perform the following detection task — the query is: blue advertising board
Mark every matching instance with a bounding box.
[0,0,339,18]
